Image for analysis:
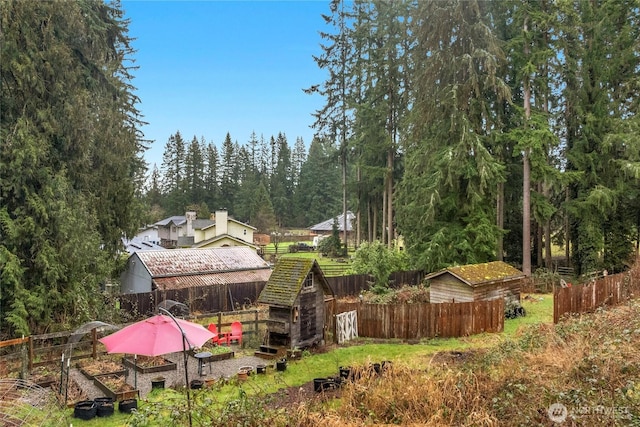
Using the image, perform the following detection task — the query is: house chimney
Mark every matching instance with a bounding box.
[215,210,228,236]
[186,211,196,236]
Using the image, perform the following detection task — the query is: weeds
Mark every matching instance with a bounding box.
[292,299,640,426]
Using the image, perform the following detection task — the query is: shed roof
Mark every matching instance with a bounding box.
[258,258,334,307]
[425,261,525,287]
[121,237,166,254]
[309,211,355,232]
[154,216,186,227]
[136,247,270,278]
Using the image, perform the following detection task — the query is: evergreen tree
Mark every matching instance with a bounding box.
[270,133,294,226]
[291,136,307,187]
[350,0,412,246]
[219,132,237,212]
[160,131,187,213]
[0,0,144,334]
[293,138,341,226]
[250,179,277,234]
[397,0,510,272]
[203,141,220,211]
[306,0,357,244]
[184,135,206,205]
[561,0,640,274]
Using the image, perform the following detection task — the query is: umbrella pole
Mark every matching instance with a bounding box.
[159,308,193,427]
[134,354,137,390]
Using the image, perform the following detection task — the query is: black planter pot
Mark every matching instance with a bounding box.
[313,378,327,392]
[372,363,382,375]
[74,400,97,420]
[276,358,287,372]
[151,377,166,389]
[97,402,114,417]
[190,379,204,389]
[330,376,344,388]
[314,377,338,392]
[256,364,267,374]
[339,366,352,381]
[94,396,115,417]
[118,398,138,413]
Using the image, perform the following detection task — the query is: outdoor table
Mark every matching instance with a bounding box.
[195,351,213,376]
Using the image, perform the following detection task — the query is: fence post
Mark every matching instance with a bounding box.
[28,336,34,371]
[20,336,28,379]
[254,309,259,343]
[92,328,97,359]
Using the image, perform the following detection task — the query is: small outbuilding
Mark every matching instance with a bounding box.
[426,261,525,304]
[258,258,334,349]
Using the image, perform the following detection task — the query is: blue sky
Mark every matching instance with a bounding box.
[122,0,331,168]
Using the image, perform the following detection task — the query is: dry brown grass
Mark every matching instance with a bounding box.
[287,286,640,426]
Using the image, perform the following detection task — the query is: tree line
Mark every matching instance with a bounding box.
[1,0,639,337]
[146,130,343,232]
[149,0,640,280]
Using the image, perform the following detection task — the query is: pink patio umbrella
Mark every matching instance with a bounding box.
[99,314,214,356]
[99,311,214,427]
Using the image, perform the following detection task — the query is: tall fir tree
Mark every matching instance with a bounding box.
[0,0,145,334]
[397,0,510,272]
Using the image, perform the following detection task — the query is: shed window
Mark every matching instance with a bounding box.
[303,273,313,288]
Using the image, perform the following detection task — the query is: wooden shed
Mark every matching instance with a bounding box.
[257,258,334,349]
[426,261,525,304]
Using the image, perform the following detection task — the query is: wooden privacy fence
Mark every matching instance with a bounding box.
[327,299,504,340]
[553,266,640,323]
[117,270,425,319]
[326,270,424,298]
[118,281,266,317]
[0,309,264,371]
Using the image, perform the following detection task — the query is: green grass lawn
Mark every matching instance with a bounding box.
[44,293,554,426]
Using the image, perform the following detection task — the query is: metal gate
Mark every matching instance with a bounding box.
[336,310,358,344]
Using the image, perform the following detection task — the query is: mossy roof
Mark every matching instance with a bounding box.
[425,261,525,287]
[257,258,333,307]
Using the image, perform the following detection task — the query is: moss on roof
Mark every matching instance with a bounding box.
[258,258,315,307]
[429,261,525,286]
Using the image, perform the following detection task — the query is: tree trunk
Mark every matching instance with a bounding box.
[522,16,532,277]
[382,177,387,245]
[496,182,504,261]
[387,148,394,248]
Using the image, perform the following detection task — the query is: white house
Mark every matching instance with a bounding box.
[154,210,257,250]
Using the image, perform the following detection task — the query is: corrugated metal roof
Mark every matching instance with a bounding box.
[137,247,270,277]
[258,258,333,307]
[154,269,272,290]
[425,261,525,287]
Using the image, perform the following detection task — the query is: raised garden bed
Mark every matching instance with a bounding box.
[122,356,176,374]
[29,365,58,388]
[93,373,139,401]
[52,378,88,408]
[77,358,127,380]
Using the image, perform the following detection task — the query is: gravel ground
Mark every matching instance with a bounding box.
[70,348,271,400]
